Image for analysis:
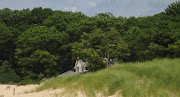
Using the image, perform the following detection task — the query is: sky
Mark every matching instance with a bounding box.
[0,0,178,17]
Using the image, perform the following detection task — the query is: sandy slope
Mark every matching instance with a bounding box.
[0,85,70,97]
[0,85,38,97]
[0,85,120,97]
[14,89,64,97]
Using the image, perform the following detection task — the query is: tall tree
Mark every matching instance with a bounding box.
[72,29,130,71]
[15,26,70,78]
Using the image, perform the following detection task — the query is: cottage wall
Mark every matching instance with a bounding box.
[74,59,88,73]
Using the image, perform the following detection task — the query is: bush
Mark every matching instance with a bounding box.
[18,76,39,86]
[0,62,21,84]
[0,72,21,84]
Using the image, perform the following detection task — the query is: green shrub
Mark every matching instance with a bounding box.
[0,62,21,84]
[0,72,21,83]
[18,76,39,86]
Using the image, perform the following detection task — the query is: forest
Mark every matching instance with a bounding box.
[0,1,179,83]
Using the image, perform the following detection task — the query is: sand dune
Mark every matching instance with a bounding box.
[0,85,35,97]
[0,84,119,97]
[0,84,63,97]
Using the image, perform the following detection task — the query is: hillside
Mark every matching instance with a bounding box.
[33,58,180,97]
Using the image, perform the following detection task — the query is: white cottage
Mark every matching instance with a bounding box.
[74,59,88,73]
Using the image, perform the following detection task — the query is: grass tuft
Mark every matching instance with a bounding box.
[35,58,180,97]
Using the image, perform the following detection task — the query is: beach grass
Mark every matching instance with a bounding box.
[35,58,180,97]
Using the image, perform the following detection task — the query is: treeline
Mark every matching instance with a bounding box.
[0,1,179,83]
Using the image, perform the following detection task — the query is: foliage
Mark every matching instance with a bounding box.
[15,26,68,79]
[165,1,180,16]
[17,76,39,85]
[168,40,180,57]
[72,28,130,71]
[0,61,21,83]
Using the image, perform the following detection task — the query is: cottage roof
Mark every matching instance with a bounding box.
[58,70,76,77]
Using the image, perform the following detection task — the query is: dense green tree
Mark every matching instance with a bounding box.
[31,7,53,24]
[165,1,180,16]
[0,23,19,68]
[72,28,130,70]
[0,61,21,83]
[17,50,57,79]
[168,40,180,57]
[123,27,151,61]
[0,8,13,25]
[15,26,70,78]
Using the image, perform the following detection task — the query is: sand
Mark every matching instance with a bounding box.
[0,84,120,97]
[0,84,64,97]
